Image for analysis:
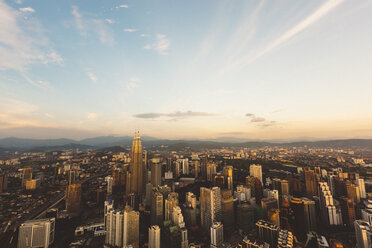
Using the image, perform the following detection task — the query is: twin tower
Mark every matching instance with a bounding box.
[129,131,143,197]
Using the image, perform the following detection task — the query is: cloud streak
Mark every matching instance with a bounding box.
[0,0,63,71]
[71,6,114,45]
[134,111,216,120]
[144,34,170,55]
[233,0,344,69]
[124,28,136,32]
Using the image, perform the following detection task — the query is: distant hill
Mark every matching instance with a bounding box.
[0,136,371,151]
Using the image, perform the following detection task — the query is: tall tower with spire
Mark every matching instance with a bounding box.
[130,131,143,197]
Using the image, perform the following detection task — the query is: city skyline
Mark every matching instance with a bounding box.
[1,0,372,140]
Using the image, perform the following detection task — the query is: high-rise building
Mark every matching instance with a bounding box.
[66,183,81,217]
[151,158,162,187]
[22,167,33,187]
[200,187,221,231]
[305,168,318,197]
[340,197,355,228]
[302,197,317,233]
[194,160,199,178]
[180,227,189,248]
[130,131,143,197]
[182,158,189,175]
[104,199,114,227]
[105,209,124,247]
[207,163,217,182]
[210,222,224,248]
[289,198,307,241]
[358,179,367,199]
[223,166,233,190]
[346,183,361,204]
[318,182,342,226]
[145,183,153,206]
[123,206,140,248]
[201,156,208,180]
[18,218,55,248]
[148,225,160,248]
[221,189,234,235]
[250,164,263,185]
[165,192,179,221]
[214,174,225,189]
[186,192,197,208]
[354,220,372,248]
[172,206,185,228]
[234,185,251,203]
[105,176,113,195]
[151,190,164,225]
[256,219,280,247]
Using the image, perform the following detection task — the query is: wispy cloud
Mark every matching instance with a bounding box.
[116,5,128,9]
[105,19,114,24]
[124,28,136,32]
[0,0,63,71]
[245,113,277,127]
[232,0,344,69]
[86,70,97,82]
[22,73,51,90]
[144,34,170,55]
[19,7,35,13]
[127,77,141,89]
[71,6,114,45]
[134,111,216,120]
[251,117,266,122]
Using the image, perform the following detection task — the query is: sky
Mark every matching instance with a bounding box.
[0,0,372,141]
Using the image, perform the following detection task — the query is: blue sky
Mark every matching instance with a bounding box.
[1,0,372,140]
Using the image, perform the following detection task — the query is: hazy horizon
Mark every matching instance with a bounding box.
[1,0,372,140]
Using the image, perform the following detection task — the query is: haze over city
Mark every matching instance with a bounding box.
[1,0,372,140]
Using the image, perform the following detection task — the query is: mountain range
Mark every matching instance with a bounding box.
[0,136,372,151]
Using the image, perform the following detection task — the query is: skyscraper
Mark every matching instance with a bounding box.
[151,190,164,225]
[18,218,55,248]
[165,192,179,221]
[346,183,361,204]
[256,220,280,247]
[105,176,113,195]
[221,189,234,235]
[305,168,318,197]
[207,163,217,182]
[223,166,233,190]
[130,131,143,197]
[210,222,224,248]
[318,182,342,226]
[105,209,124,247]
[354,220,372,248]
[249,164,263,185]
[148,225,160,248]
[200,187,221,231]
[358,179,367,199]
[66,183,81,217]
[151,158,162,187]
[123,206,140,248]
